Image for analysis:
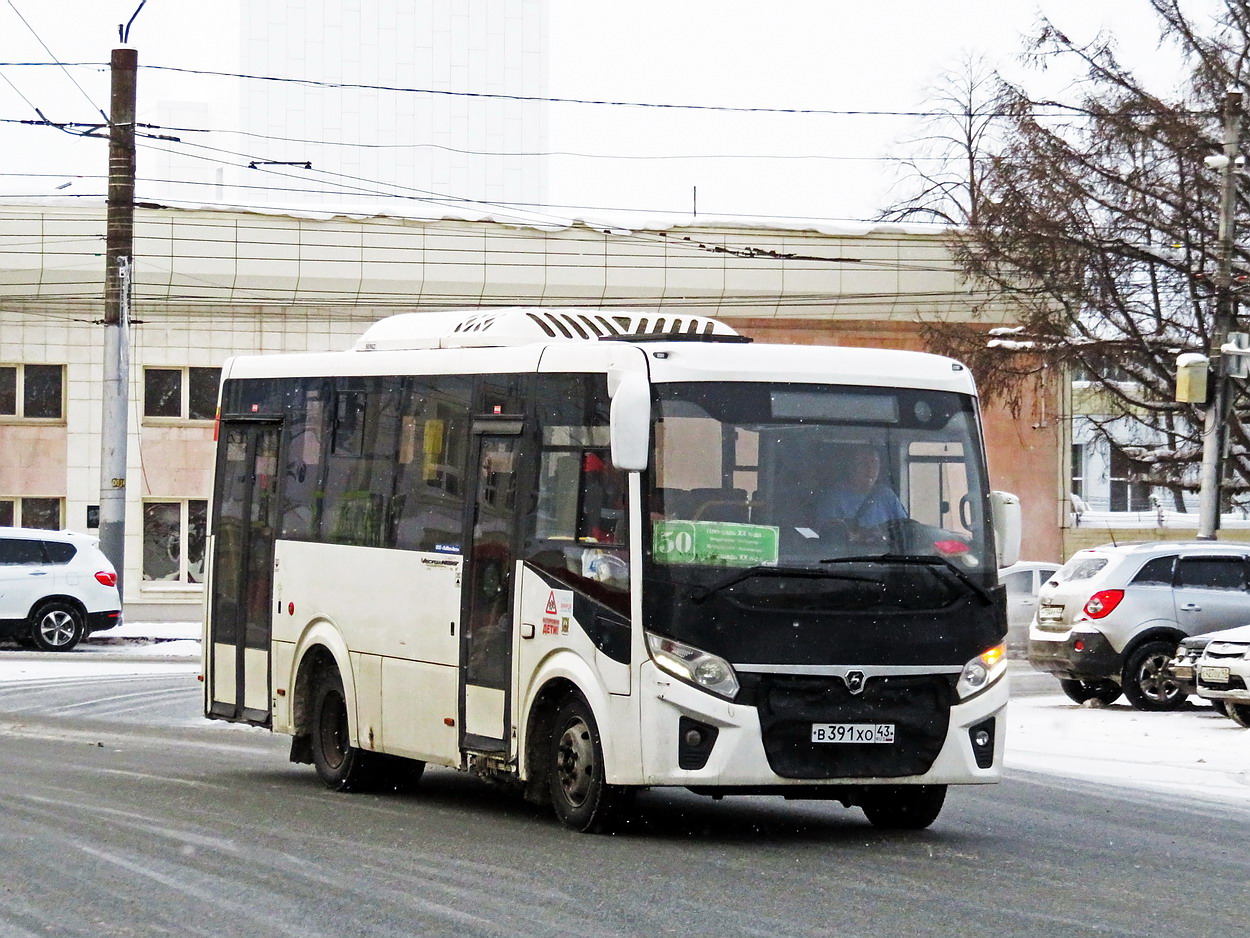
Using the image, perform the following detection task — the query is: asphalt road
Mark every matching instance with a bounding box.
[0,668,1246,938]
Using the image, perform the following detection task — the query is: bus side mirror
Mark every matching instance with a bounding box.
[609,371,651,471]
[990,490,1021,568]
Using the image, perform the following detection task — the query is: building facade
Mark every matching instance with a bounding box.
[0,201,1060,612]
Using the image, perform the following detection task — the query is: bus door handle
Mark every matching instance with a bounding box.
[520,622,536,639]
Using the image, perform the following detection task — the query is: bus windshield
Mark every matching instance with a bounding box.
[644,382,999,665]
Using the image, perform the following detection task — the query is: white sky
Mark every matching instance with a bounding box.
[2,626,1247,809]
[0,1,1219,222]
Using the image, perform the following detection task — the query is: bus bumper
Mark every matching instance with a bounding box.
[634,661,1007,788]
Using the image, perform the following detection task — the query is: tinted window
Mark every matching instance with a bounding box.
[391,377,472,552]
[0,538,45,565]
[21,498,61,530]
[23,364,63,419]
[42,541,76,563]
[189,367,220,420]
[1176,556,1248,591]
[524,374,629,615]
[0,366,15,414]
[1131,556,1176,586]
[145,369,182,417]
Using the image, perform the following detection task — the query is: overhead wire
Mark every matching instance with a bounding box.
[0,7,105,120]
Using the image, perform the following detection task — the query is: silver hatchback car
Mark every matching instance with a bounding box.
[1027,541,1250,710]
[0,527,123,651]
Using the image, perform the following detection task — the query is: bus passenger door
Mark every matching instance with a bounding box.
[207,421,280,725]
[461,423,525,753]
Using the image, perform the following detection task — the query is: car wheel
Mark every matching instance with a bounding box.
[1210,698,1229,718]
[548,695,630,833]
[860,784,947,830]
[1227,703,1250,728]
[1121,640,1185,711]
[309,667,383,792]
[28,601,85,652]
[1058,679,1122,705]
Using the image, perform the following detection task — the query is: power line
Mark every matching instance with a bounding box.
[0,60,1114,119]
[0,8,105,120]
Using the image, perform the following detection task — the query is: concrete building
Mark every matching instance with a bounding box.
[0,201,1061,613]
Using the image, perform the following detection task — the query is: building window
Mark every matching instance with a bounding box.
[0,364,64,419]
[0,497,63,529]
[143,367,220,420]
[1071,443,1085,499]
[1109,448,1152,512]
[142,499,208,583]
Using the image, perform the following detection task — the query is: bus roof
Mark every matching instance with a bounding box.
[223,308,979,397]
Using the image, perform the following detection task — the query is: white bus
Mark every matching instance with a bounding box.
[203,309,1020,832]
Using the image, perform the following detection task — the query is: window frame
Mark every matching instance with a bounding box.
[0,496,63,530]
[142,366,221,424]
[0,363,65,422]
[141,497,209,588]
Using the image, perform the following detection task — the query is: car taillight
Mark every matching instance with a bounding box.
[933,539,969,555]
[1083,589,1124,619]
[95,571,117,587]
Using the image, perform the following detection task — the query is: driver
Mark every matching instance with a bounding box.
[816,445,906,529]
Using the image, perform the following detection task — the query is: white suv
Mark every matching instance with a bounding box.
[1028,541,1250,710]
[0,527,122,651]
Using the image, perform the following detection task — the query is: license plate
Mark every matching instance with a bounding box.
[1038,604,1064,622]
[1201,665,1231,683]
[811,723,895,744]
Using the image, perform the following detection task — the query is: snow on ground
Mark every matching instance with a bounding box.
[1007,693,1250,806]
[1,623,1248,807]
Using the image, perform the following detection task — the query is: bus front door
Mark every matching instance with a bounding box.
[207,421,280,725]
[461,426,524,753]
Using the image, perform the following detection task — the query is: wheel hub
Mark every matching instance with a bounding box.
[40,610,76,647]
[556,719,594,807]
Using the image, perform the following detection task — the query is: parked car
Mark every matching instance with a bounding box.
[1166,633,1230,716]
[0,527,122,651]
[1028,541,1250,710]
[1193,623,1250,727]
[1000,560,1061,655]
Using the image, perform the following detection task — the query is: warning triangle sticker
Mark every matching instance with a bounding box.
[545,591,558,614]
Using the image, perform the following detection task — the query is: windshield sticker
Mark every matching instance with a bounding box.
[653,520,780,567]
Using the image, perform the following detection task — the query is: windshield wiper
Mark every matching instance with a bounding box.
[688,564,883,605]
[817,553,993,606]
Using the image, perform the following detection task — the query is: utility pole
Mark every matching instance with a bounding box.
[100,46,137,593]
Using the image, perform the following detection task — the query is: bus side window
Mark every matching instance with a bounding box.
[526,375,629,614]
[392,377,472,553]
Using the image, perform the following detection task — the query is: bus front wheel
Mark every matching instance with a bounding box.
[548,695,629,832]
[310,668,381,792]
[860,784,947,830]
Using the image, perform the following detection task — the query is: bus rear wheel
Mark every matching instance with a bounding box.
[548,695,629,833]
[310,668,382,792]
[860,784,947,830]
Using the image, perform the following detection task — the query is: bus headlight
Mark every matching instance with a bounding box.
[646,632,740,700]
[956,643,1006,699]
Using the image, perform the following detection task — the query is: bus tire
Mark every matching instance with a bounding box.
[548,695,629,833]
[309,668,381,792]
[860,784,946,830]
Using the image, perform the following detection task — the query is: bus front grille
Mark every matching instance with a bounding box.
[740,673,956,780]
